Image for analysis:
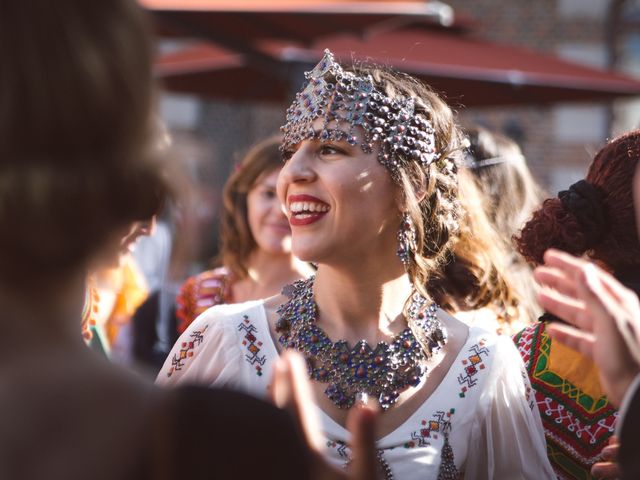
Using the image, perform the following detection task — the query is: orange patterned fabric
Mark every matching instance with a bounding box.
[104,259,148,345]
[176,267,235,333]
[81,286,101,341]
[81,257,149,353]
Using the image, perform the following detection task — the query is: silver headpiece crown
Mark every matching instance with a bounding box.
[281,49,439,180]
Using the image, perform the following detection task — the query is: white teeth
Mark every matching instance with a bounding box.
[289,201,330,215]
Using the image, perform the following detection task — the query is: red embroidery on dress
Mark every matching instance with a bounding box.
[406,409,455,448]
[457,341,489,398]
[515,324,536,365]
[515,322,618,477]
[406,409,460,478]
[166,325,209,377]
[238,316,266,376]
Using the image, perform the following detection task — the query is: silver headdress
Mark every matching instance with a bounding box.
[281,49,439,181]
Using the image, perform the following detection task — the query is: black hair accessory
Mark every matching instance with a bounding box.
[558,180,606,248]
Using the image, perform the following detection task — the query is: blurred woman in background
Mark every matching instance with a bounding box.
[464,126,545,324]
[176,136,312,333]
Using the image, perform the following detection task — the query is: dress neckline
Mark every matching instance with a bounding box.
[251,301,492,445]
[315,326,478,445]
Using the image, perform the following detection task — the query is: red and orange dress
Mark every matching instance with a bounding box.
[514,321,618,479]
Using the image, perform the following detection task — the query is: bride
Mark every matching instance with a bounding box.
[158,50,554,479]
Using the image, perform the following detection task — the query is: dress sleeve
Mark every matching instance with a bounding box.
[156,306,242,388]
[465,336,556,480]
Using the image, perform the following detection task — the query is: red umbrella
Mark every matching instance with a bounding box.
[156,29,640,106]
[142,0,466,42]
[143,0,466,74]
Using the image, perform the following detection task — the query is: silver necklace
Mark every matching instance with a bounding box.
[275,276,447,411]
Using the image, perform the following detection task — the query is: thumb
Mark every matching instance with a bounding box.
[346,406,380,480]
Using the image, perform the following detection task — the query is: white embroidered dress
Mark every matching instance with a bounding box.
[157,300,555,479]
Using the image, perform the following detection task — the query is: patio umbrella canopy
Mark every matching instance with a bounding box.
[156,28,640,107]
[142,0,466,75]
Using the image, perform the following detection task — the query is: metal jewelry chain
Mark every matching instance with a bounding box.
[276,276,448,411]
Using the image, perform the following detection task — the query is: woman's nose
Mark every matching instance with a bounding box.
[280,144,316,184]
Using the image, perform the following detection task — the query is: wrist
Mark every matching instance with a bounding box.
[608,367,640,407]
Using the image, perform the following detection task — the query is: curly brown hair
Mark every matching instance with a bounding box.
[217,136,283,279]
[427,169,521,323]
[516,129,640,272]
[350,65,464,300]
[346,64,525,322]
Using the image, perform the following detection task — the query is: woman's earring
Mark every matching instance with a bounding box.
[397,213,416,267]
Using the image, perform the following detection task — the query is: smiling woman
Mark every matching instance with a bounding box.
[175,136,312,333]
[158,50,555,479]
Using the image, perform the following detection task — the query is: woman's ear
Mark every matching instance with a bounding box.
[414,175,429,203]
[395,173,428,211]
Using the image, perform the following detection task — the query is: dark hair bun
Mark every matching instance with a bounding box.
[557,180,605,249]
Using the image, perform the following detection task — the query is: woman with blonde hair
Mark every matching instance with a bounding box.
[159,51,555,478]
[464,126,546,324]
[176,136,312,333]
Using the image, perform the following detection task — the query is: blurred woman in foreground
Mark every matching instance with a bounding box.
[0,1,349,478]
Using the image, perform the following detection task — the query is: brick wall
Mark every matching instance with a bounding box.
[447,0,614,193]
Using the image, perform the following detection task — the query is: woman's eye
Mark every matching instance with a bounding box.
[319,144,343,156]
[261,189,277,199]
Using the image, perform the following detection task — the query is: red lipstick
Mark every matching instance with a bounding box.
[287,194,330,226]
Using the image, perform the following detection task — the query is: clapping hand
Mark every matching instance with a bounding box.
[270,351,379,480]
[534,249,640,406]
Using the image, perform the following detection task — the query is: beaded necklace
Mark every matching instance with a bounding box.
[276,276,447,411]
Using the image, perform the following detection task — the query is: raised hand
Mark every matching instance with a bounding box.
[271,351,379,480]
[534,249,640,406]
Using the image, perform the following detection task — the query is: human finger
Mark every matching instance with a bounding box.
[271,352,325,452]
[600,442,619,462]
[346,406,379,480]
[537,286,589,330]
[586,263,627,304]
[534,266,578,299]
[270,354,293,406]
[590,461,620,479]
[543,249,588,274]
[578,264,640,363]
